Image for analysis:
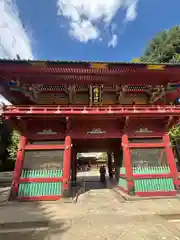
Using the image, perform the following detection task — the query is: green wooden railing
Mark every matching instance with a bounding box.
[18,169,63,197]
[134,178,174,192]
[132,166,170,174]
[119,166,175,194]
[21,169,63,178]
[120,166,170,174]
[18,182,62,197]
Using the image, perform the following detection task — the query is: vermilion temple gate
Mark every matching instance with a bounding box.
[0,60,179,201]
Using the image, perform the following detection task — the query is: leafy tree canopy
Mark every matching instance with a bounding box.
[7,130,20,162]
[169,124,180,141]
[140,26,180,63]
[139,26,180,140]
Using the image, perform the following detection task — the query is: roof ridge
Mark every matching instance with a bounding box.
[0,58,179,66]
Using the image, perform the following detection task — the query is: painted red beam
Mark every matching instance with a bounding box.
[3,105,180,117]
[135,191,176,197]
[118,186,177,197]
[19,177,63,183]
[120,173,172,179]
[128,143,165,148]
[118,187,177,197]
[25,144,65,150]
[28,135,65,140]
[17,196,62,201]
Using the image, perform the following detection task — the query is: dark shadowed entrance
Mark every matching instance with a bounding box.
[70,138,123,194]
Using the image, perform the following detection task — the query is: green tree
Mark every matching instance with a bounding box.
[140,26,180,149]
[140,26,180,63]
[7,130,20,162]
[169,125,180,139]
[169,124,180,147]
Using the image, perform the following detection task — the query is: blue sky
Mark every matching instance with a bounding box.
[0,0,180,62]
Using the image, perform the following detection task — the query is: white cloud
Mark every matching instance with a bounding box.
[69,20,99,42]
[0,0,33,59]
[57,0,139,46]
[108,34,118,48]
[124,0,138,22]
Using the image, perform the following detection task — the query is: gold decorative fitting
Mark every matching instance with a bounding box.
[147,65,165,70]
[30,61,47,67]
[66,146,69,150]
[90,63,107,69]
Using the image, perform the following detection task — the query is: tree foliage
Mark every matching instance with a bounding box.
[169,124,180,146]
[7,130,20,162]
[140,26,180,141]
[169,125,180,138]
[140,26,180,63]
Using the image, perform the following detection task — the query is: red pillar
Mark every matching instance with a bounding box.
[122,134,134,194]
[163,134,178,188]
[11,136,27,198]
[63,135,72,197]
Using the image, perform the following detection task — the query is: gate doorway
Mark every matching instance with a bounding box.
[76,152,109,191]
[71,138,123,194]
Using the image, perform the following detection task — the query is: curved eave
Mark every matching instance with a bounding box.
[0,58,180,67]
[0,58,180,70]
[0,61,180,85]
[0,60,179,98]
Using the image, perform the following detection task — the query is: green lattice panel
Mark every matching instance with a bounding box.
[134,178,175,192]
[119,178,128,190]
[120,166,174,193]
[18,182,62,197]
[120,166,170,175]
[133,166,170,174]
[21,169,63,178]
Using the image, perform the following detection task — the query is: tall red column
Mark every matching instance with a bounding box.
[63,135,72,197]
[163,134,178,188]
[122,134,134,194]
[11,136,27,198]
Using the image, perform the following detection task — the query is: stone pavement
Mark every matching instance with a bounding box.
[1,188,180,239]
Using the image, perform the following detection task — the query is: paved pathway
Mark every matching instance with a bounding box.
[1,187,180,239]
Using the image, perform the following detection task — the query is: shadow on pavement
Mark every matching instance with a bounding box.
[0,172,71,239]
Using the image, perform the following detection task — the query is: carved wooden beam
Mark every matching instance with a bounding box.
[64,84,69,95]
[149,87,166,103]
[89,85,92,106]
[115,85,122,104]
[68,85,73,105]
